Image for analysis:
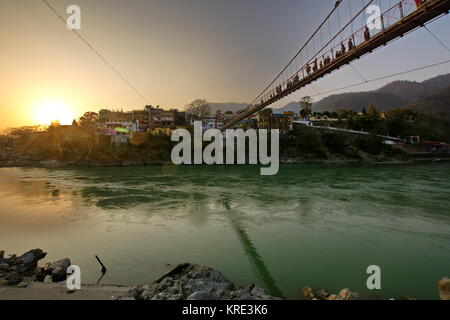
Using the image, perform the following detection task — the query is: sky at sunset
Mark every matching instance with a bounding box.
[1,0,450,130]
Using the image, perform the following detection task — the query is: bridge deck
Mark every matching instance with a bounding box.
[223,0,450,130]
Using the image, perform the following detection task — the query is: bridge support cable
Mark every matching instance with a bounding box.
[249,1,348,106]
[222,0,450,130]
[41,0,150,104]
[424,25,450,54]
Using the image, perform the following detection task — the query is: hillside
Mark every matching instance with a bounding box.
[209,74,450,116]
[313,91,404,112]
[274,102,301,114]
[400,85,450,118]
[312,73,450,113]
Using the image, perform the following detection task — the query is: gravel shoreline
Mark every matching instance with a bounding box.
[1,249,449,300]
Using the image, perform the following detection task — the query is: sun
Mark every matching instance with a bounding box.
[33,100,75,125]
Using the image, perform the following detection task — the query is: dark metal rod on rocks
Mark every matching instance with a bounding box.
[95,255,107,274]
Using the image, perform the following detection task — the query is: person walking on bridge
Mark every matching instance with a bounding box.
[364,26,371,41]
[414,0,423,8]
[305,64,311,76]
[348,38,354,50]
[341,42,346,55]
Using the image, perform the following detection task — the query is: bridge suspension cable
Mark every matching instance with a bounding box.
[223,0,450,130]
[41,0,150,104]
[249,0,349,106]
[424,25,450,54]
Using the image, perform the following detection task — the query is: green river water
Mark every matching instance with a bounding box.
[0,163,449,299]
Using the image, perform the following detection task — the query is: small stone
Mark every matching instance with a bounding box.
[328,294,338,300]
[437,277,450,300]
[129,286,144,300]
[302,286,315,300]
[187,291,216,300]
[44,275,53,284]
[235,289,250,296]
[17,282,28,288]
[337,288,358,300]
[0,263,9,271]
[317,288,329,299]
[158,277,172,288]
[250,286,266,297]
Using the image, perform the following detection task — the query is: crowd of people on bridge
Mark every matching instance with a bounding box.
[255,0,430,108]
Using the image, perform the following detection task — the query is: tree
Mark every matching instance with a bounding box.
[185,99,211,120]
[79,112,98,125]
[367,104,379,117]
[299,96,313,119]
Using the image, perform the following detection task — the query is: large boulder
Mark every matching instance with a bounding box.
[16,249,47,276]
[438,277,450,300]
[47,258,71,282]
[130,263,280,301]
[19,249,47,265]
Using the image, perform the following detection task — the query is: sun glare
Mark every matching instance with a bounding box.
[33,100,75,125]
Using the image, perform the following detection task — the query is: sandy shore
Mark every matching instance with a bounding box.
[0,282,133,300]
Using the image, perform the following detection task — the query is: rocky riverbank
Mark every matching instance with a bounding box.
[0,249,71,287]
[1,249,449,300]
[129,263,281,300]
[0,249,281,300]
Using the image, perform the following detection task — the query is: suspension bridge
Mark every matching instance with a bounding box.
[222,0,450,130]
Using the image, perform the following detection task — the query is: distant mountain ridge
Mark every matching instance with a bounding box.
[208,74,450,117]
[312,73,450,112]
[400,85,450,118]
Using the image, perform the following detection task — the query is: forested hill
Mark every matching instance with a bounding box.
[311,73,450,112]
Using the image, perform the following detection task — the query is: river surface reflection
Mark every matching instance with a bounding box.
[0,163,449,299]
